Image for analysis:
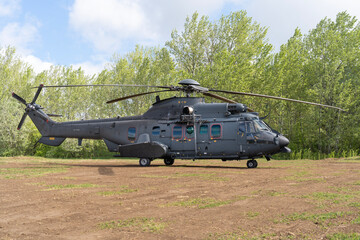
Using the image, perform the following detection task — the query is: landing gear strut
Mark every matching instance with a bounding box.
[247,159,258,168]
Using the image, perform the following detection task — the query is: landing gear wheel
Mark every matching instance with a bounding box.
[139,158,151,167]
[247,160,258,168]
[164,158,175,166]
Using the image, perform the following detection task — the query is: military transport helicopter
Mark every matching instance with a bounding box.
[12,79,344,168]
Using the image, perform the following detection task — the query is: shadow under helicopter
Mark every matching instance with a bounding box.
[49,162,280,174]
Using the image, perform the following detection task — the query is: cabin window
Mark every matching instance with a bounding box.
[128,127,136,141]
[211,124,222,139]
[152,126,160,136]
[172,126,182,139]
[199,125,208,134]
[185,125,194,139]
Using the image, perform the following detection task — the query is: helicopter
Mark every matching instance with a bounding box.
[12,79,344,168]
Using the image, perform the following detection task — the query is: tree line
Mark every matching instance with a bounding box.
[0,11,359,159]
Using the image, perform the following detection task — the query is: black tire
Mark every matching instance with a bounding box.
[164,158,175,166]
[247,160,258,168]
[253,160,258,168]
[139,158,151,167]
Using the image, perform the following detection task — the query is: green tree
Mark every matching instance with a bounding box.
[0,46,35,155]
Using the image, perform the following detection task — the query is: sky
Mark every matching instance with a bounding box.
[1,0,360,75]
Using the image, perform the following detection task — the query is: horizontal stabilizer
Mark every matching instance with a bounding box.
[118,142,168,158]
[39,136,66,146]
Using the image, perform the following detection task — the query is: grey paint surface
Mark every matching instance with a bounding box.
[27,97,290,161]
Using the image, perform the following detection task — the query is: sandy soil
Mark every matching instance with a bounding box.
[0,157,359,239]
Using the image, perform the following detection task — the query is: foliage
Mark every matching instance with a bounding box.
[1,11,360,158]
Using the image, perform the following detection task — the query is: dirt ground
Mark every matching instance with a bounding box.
[0,156,359,240]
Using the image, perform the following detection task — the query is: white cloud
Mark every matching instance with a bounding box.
[72,61,106,76]
[0,13,54,74]
[22,55,53,73]
[0,19,40,55]
[69,0,233,53]
[69,0,153,53]
[0,0,20,17]
[242,0,360,50]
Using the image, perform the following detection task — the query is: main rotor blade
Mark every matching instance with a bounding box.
[12,92,27,105]
[17,113,28,130]
[189,85,209,92]
[37,84,173,90]
[46,114,63,117]
[202,92,255,112]
[106,90,173,104]
[202,92,236,103]
[31,84,43,104]
[209,89,345,111]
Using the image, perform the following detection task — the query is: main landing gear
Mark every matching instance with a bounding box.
[139,158,175,167]
[164,158,175,166]
[247,159,258,168]
[139,158,151,167]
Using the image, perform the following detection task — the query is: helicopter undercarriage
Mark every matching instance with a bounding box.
[137,157,260,168]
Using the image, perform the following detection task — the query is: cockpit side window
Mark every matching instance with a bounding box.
[245,121,256,133]
[254,120,271,131]
[239,122,246,133]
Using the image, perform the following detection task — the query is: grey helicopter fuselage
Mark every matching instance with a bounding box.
[29,96,290,165]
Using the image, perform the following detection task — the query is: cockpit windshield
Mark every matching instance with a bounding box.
[253,120,271,132]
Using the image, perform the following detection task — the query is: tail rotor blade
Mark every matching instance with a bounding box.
[17,113,28,130]
[31,84,44,104]
[12,92,27,105]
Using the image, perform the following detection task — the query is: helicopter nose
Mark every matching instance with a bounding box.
[278,135,289,147]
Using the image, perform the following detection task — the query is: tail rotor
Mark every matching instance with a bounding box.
[12,84,44,130]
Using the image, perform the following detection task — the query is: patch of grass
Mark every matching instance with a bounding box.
[99,217,166,233]
[174,172,229,181]
[251,189,288,197]
[276,211,352,225]
[283,170,325,183]
[98,186,138,196]
[0,166,69,179]
[207,231,278,240]
[168,197,231,209]
[140,174,171,179]
[352,215,360,224]
[27,181,46,186]
[303,192,355,204]
[326,233,360,240]
[207,232,242,240]
[45,183,102,190]
[60,176,77,180]
[352,181,360,186]
[246,212,260,218]
[141,172,229,181]
[349,202,360,209]
[233,195,250,201]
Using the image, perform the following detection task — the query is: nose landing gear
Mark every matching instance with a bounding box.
[247,159,258,168]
